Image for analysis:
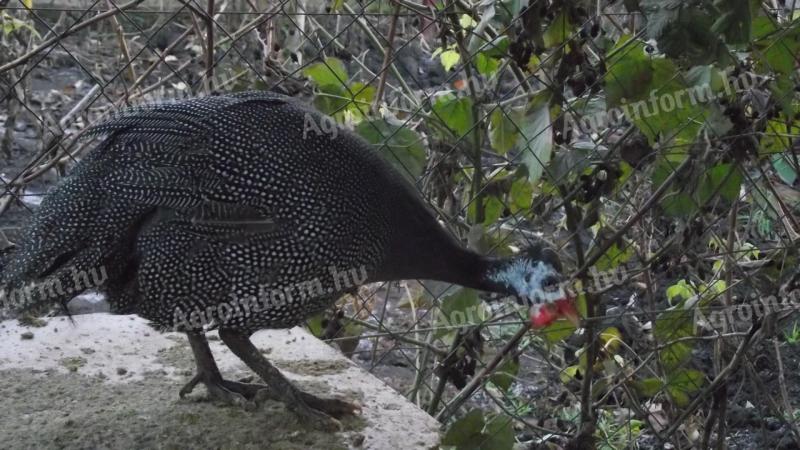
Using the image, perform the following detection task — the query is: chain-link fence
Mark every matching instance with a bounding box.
[2,0,800,448]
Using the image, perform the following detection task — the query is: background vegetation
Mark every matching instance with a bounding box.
[2,0,800,448]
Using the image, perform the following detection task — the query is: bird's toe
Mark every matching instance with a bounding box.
[298,391,361,419]
[180,372,268,411]
[204,381,254,410]
[291,402,344,432]
[220,379,270,400]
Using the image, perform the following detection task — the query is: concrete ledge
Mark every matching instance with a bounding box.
[0,313,441,449]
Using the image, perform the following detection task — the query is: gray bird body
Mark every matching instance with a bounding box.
[1,92,479,332]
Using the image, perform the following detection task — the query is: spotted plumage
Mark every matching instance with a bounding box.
[1,91,570,427]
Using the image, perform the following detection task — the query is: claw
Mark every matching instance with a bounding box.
[180,370,266,411]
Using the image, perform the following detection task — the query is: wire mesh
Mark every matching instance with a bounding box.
[1,0,800,448]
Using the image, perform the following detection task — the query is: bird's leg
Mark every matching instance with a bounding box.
[180,332,268,409]
[219,328,360,431]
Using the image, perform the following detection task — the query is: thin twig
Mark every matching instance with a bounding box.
[373,1,401,112]
[58,84,101,130]
[560,184,599,441]
[342,3,418,106]
[107,0,137,84]
[426,330,464,415]
[206,0,215,91]
[745,360,800,446]
[773,339,799,442]
[712,190,740,449]
[663,323,760,438]
[434,323,530,422]
[345,317,446,357]
[573,153,697,280]
[129,27,193,95]
[0,0,146,74]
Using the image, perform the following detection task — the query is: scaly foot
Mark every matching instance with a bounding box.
[179,371,268,410]
[219,328,361,431]
[182,332,269,410]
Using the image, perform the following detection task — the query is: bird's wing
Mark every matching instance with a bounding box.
[83,91,289,145]
[2,93,291,313]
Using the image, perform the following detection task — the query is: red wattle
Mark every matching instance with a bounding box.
[555,298,578,316]
[530,305,557,328]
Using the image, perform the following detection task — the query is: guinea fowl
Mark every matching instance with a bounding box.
[0,91,576,429]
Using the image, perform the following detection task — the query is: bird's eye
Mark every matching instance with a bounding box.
[524,273,532,283]
[542,276,560,292]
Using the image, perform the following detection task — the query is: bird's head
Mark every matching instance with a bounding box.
[484,244,578,329]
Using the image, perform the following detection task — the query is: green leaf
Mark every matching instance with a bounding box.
[575,292,588,319]
[313,87,350,117]
[481,414,514,450]
[509,177,533,213]
[615,161,634,194]
[773,153,799,185]
[631,58,706,143]
[660,191,695,217]
[305,313,326,338]
[355,120,426,181]
[654,284,698,370]
[469,194,504,225]
[560,365,581,384]
[490,358,519,391]
[660,341,693,369]
[482,35,510,58]
[550,142,593,181]
[329,0,344,12]
[441,411,514,450]
[635,377,664,397]
[474,53,500,76]
[752,17,800,74]
[654,306,695,369]
[605,35,654,106]
[1,12,39,37]
[594,240,634,271]
[432,94,475,140]
[666,280,696,304]
[657,9,729,66]
[541,318,577,343]
[697,163,742,204]
[543,11,573,48]
[516,95,553,184]
[440,49,461,71]
[652,158,698,217]
[459,14,477,29]
[605,36,711,143]
[600,327,623,354]
[760,118,800,156]
[435,288,486,339]
[711,0,759,45]
[770,76,799,118]
[346,82,376,121]
[666,369,706,407]
[489,107,521,154]
[441,410,485,448]
[303,57,348,90]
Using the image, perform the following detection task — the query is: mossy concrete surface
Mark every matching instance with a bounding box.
[0,313,441,449]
